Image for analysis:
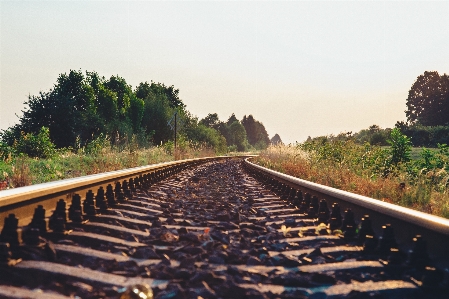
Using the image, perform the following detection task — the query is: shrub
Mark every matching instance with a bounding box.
[13,127,56,159]
[0,142,12,161]
[387,128,412,166]
[84,134,110,155]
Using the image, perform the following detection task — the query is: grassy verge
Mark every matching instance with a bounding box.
[0,145,218,189]
[253,144,449,219]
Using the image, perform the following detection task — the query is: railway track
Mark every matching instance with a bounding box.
[0,157,448,298]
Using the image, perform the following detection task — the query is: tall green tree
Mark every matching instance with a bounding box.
[241,115,270,149]
[104,75,132,117]
[227,121,248,151]
[18,70,98,147]
[128,96,145,132]
[227,113,238,125]
[406,71,449,126]
[142,93,173,144]
[199,113,221,129]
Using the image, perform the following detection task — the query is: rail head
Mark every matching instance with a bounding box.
[245,158,449,236]
[0,158,191,208]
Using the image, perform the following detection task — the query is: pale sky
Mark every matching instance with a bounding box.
[1,1,448,144]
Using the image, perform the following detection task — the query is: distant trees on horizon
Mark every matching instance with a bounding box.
[307,70,449,148]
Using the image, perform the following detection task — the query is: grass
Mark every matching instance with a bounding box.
[254,144,449,219]
[0,145,218,189]
[380,146,439,161]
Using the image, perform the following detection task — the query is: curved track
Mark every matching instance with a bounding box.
[0,157,448,298]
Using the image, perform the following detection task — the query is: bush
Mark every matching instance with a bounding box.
[397,124,449,147]
[84,134,110,155]
[13,127,56,159]
[0,142,12,161]
[387,128,412,166]
[184,124,227,154]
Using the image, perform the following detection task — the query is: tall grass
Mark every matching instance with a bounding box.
[254,143,449,219]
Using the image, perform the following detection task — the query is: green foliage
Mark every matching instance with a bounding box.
[5,70,184,149]
[136,81,184,109]
[96,85,118,122]
[183,123,227,154]
[227,114,238,125]
[227,121,248,151]
[199,113,221,129]
[2,69,269,156]
[128,96,145,132]
[406,71,449,126]
[300,138,390,179]
[104,75,132,115]
[0,141,13,161]
[387,128,412,166]
[142,93,174,144]
[0,161,12,181]
[241,115,270,150]
[13,127,56,159]
[352,125,390,146]
[394,123,449,147]
[83,134,110,155]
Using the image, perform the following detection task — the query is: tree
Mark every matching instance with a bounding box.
[241,115,270,149]
[17,70,110,148]
[164,85,184,109]
[2,69,273,153]
[271,134,283,145]
[21,90,79,148]
[142,95,173,144]
[369,124,380,133]
[135,82,152,100]
[127,96,145,132]
[406,71,449,126]
[227,121,248,151]
[227,113,238,125]
[104,75,132,117]
[184,123,227,154]
[96,85,118,122]
[137,81,184,109]
[200,113,221,129]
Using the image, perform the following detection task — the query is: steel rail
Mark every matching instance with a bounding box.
[244,158,449,268]
[0,156,252,228]
[1,157,447,297]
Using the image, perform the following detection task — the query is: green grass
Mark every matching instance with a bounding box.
[256,144,449,219]
[0,145,219,189]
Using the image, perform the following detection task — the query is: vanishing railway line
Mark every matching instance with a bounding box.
[0,157,448,298]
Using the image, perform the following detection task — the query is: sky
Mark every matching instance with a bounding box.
[1,1,448,144]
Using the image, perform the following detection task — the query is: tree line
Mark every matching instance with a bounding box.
[0,70,274,158]
[306,70,449,148]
